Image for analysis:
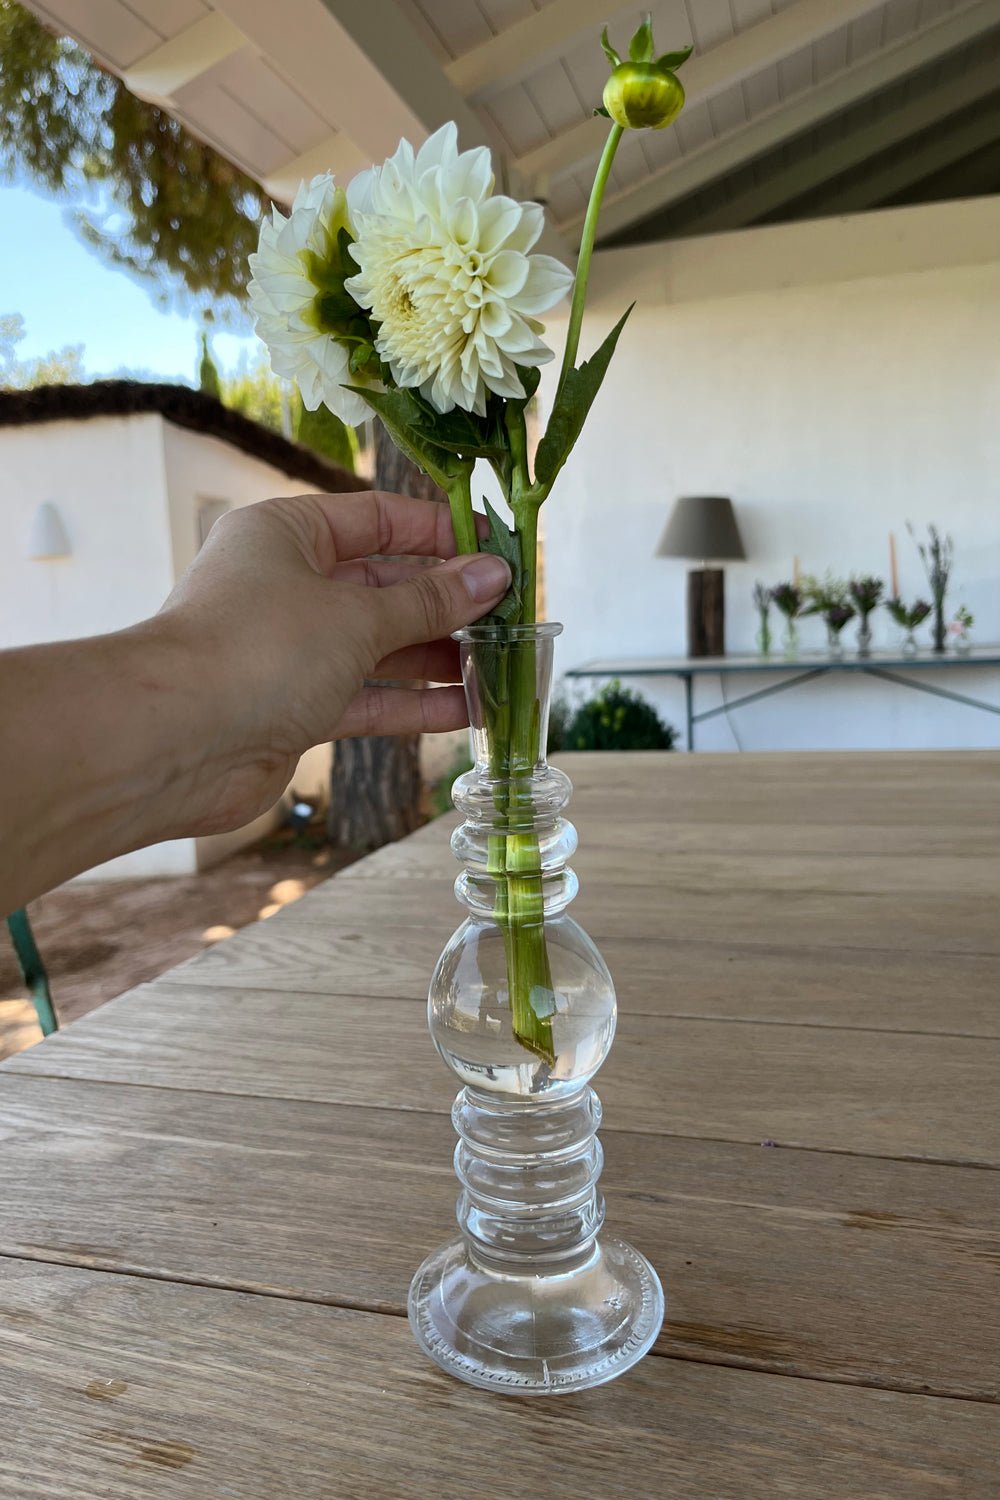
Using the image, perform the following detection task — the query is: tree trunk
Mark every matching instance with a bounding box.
[327,424,448,851]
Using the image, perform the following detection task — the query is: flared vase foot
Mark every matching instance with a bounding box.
[408,1235,664,1395]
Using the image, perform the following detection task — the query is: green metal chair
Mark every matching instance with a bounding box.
[5,909,58,1037]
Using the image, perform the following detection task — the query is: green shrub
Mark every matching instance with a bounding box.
[547,693,573,755]
[566,681,676,751]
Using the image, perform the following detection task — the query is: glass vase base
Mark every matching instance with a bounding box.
[408,1234,664,1395]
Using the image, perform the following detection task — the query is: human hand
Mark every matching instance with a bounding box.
[157,489,510,834]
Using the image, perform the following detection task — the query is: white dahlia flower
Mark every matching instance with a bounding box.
[248,175,372,426]
[345,123,573,416]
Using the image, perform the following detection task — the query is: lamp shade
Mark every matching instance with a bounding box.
[656,496,745,562]
[26,501,71,560]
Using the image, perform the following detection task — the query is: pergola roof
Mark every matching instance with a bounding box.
[23,0,1000,253]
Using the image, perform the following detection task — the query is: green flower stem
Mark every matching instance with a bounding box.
[477,122,633,1067]
[508,502,554,1062]
[555,123,624,399]
[446,467,479,555]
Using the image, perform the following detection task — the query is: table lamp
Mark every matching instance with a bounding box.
[656,495,745,657]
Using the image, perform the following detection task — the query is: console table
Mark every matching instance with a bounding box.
[565,648,1000,750]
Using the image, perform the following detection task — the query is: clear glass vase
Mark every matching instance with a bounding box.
[826,623,845,661]
[781,615,798,659]
[408,622,664,1395]
[856,617,872,658]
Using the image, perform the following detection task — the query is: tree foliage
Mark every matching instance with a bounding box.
[219,352,287,433]
[0,0,263,319]
[198,331,222,398]
[0,312,85,387]
[295,402,358,471]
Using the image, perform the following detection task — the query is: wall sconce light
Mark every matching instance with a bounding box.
[26,501,71,561]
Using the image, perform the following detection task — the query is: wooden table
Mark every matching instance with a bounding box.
[3,751,999,1498]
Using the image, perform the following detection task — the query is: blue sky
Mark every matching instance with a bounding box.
[2,179,257,381]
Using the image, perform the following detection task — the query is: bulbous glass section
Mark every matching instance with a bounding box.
[430,914,615,1100]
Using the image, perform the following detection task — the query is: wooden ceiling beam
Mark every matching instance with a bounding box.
[811,108,1000,217]
[445,0,627,103]
[674,53,1000,237]
[576,0,1000,242]
[515,0,889,184]
[214,0,571,260]
[122,13,247,106]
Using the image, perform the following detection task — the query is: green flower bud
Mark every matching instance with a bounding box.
[602,62,685,130]
[596,17,692,131]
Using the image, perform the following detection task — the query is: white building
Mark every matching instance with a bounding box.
[0,382,363,874]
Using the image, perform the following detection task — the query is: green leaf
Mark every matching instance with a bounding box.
[515,364,542,402]
[533,303,634,490]
[656,45,694,70]
[480,497,523,628]
[628,15,655,63]
[345,385,464,491]
[593,105,612,119]
[421,400,509,458]
[600,26,622,68]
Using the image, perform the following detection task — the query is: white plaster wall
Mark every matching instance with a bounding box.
[538,198,1000,751]
[0,413,173,647]
[160,421,318,578]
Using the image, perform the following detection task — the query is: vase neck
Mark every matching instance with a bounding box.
[457,626,559,774]
[451,625,577,919]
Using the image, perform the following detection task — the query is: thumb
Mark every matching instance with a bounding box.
[370,552,512,655]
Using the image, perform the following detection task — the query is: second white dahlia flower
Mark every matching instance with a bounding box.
[248,175,372,426]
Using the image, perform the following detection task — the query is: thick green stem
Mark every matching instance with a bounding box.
[446,467,478,555]
[501,503,555,1064]
[556,123,624,397]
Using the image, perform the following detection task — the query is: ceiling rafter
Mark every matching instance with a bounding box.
[673,52,1000,239]
[445,0,625,103]
[212,0,571,257]
[514,0,890,186]
[578,0,1000,243]
[122,12,247,105]
[260,133,371,204]
[809,108,1000,217]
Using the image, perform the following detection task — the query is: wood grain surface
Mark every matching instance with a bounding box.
[2,1262,997,1500]
[2,1075,998,1400]
[3,751,999,1497]
[163,915,1000,1036]
[8,980,999,1164]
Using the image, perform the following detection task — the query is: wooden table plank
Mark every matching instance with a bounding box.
[1,1261,996,1500]
[7,981,1000,1166]
[2,1075,998,1400]
[164,913,1000,1037]
[278,864,1000,957]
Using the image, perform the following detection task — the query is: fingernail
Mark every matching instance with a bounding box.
[459,553,511,602]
